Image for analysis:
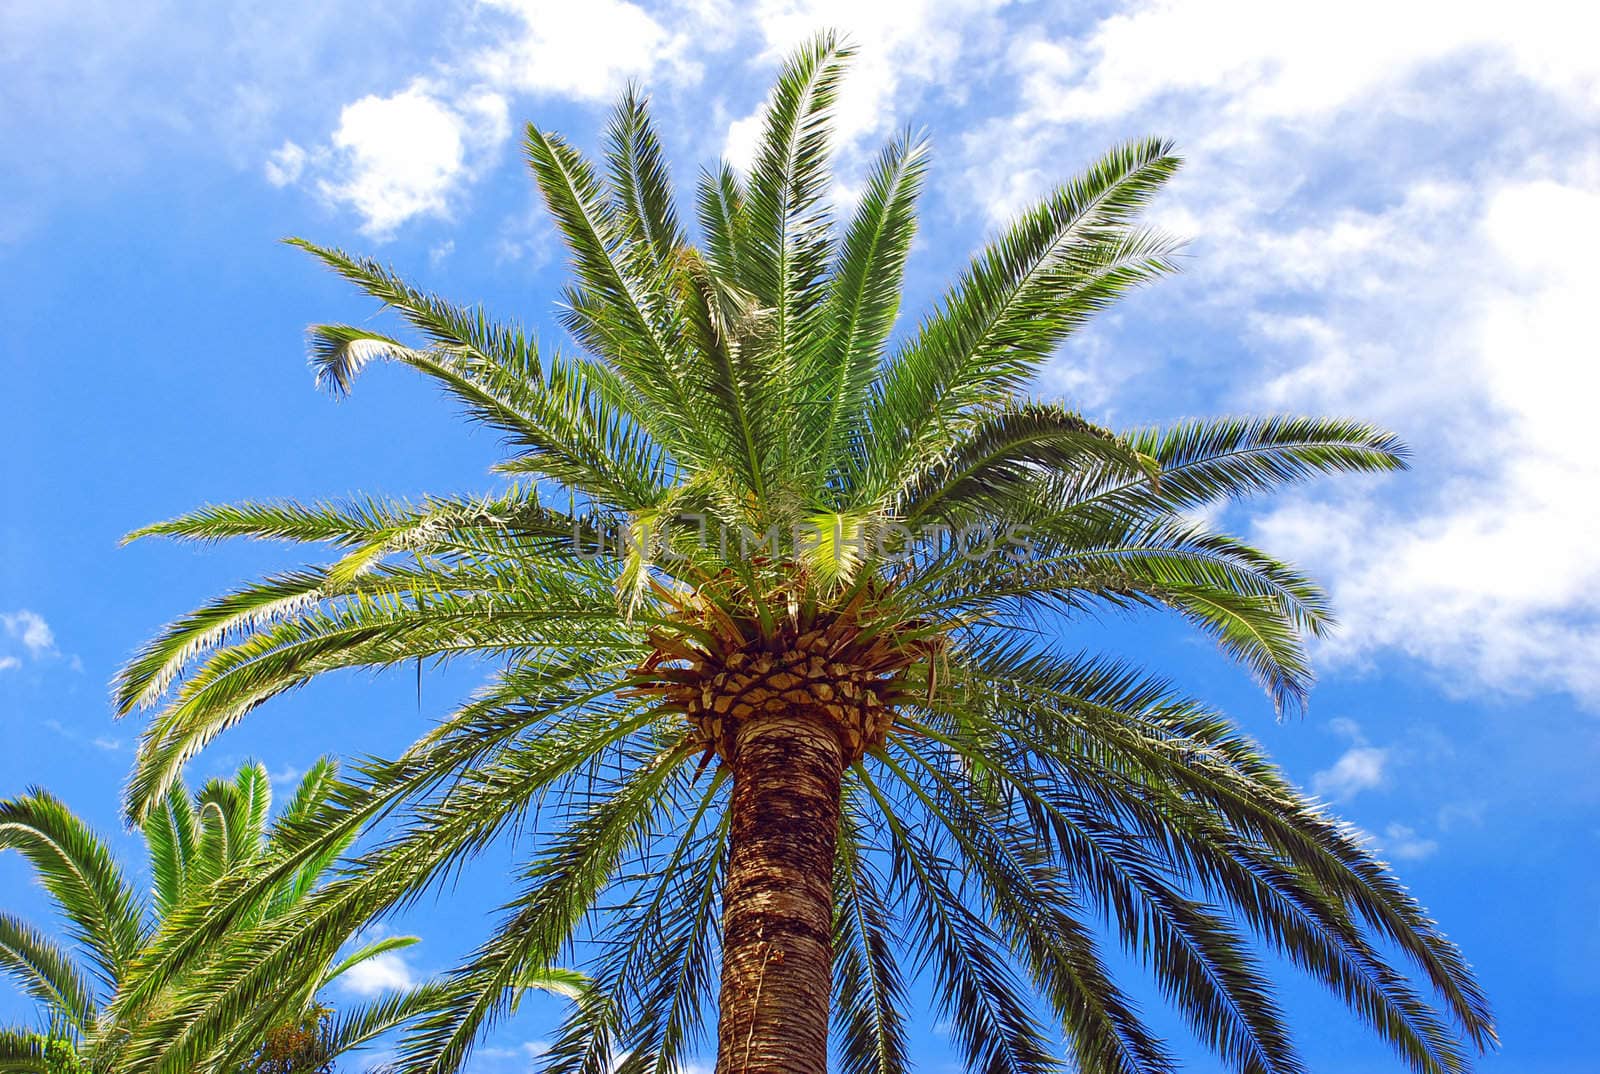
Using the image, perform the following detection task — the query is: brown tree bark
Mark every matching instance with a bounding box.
[714,710,844,1074]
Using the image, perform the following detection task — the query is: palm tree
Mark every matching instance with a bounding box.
[0,759,451,1072]
[109,31,1493,1074]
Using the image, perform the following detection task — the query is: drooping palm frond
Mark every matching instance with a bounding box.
[830,801,908,1074]
[323,981,464,1059]
[0,915,96,1037]
[113,31,1490,1074]
[0,792,143,993]
[926,641,1491,1061]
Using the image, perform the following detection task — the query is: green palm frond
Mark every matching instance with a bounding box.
[857,769,1063,1074]
[117,669,637,1010]
[559,771,729,1074]
[286,239,539,387]
[523,122,705,472]
[894,401,1155,523]
[807,130,928,482]
[305,321,667,507]
[0,791,143,992]
[696,160,747,279]
[740,31,852,410]
[324,982,462,1058]
[144,784,199,919]
[0,916,95,1036]
[929,641,1491,1069]
[831,804,909,1074]
[383,743,695,1074]
[123,562,631,823]
[857,138,1180,504]
[605,86,685,282]
[1063,416,1409,519]
[114,489,605,717]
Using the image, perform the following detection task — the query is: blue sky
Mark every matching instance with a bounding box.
[3,1,1598,1070]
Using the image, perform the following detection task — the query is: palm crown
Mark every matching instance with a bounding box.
[110,31,1492,1074]
[0,758,452,1073]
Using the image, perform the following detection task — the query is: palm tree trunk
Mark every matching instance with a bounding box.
[714,709,844,1074]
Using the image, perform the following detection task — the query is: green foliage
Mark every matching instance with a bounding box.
[42,1037,86,1074]
[0,763,453,1074]
[113,28,1491,1074]
[0,1032,86,1074]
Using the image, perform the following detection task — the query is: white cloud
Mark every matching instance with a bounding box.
[337,950,417,997]
[1380,823,1439,862]
[1312,746,1388,801]
[1,610,55,656]
[265,0,706,235]
[1326,717,1365,743]
[42,718,123,756]
[947,0,1600,706]
[315,82,509,236]
[473,0,693,102]
[1248,175,1600,705]
[0,656,20,672]
[263,140,307,187]
[722,108,765,175]
[493,199,556,268]
[1033,0,1598,125]
[269,764,302,787]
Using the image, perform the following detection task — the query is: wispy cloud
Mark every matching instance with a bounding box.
[1436,801,1486,833]
[2,609,56,657]
[1380,823,1439,862]
[1312,746,1389,801]
[476,1040,550,1063]
[44,718,124,754]
[1311,719,1389,801]
[1017,0,1596,129]
[337,950,418,997]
